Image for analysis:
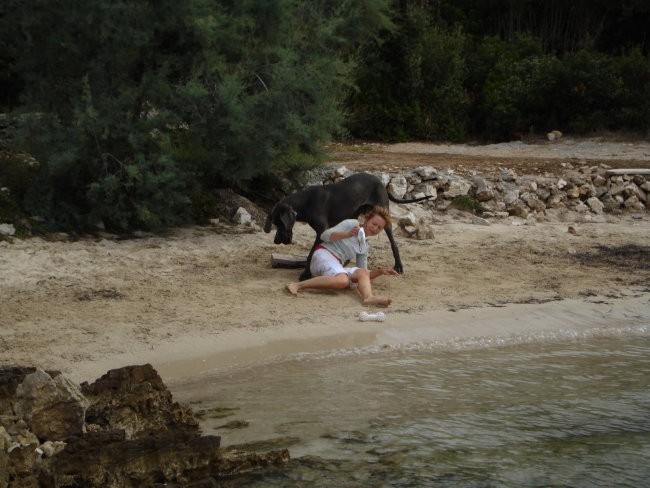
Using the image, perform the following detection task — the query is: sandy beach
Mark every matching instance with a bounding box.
[1,138,649,386]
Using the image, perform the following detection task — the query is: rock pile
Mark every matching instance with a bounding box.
[315,164,648,234]
[1,364,288,488]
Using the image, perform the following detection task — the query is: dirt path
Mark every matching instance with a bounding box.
[327,138,650,176]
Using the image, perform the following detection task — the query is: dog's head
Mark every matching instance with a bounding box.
[264,202,297,245]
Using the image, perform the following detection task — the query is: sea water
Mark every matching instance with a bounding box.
[175,328,650,487]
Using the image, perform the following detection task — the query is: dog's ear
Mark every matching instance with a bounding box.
[279,206,297,230]
[263,210,273,233]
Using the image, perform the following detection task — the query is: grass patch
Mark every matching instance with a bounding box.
[449,194,485,214]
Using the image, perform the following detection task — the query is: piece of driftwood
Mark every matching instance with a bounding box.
[271,253,308,268]
[605,168,650,176]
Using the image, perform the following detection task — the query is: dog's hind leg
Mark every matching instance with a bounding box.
[384,225,404,274]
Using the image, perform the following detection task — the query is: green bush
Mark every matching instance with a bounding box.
[0,188,23,227]
[475,43,645,139]
[610,49,650,133]
[0,149,40,201]
[473,35,550,139]
[345,2,650,143]
[190,189,221,225]
[346,5,469,141]
[541,51,623,133]
[1,0,392,232]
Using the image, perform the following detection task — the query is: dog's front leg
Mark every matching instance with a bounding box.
[300,221,327,281]
[385,226,404,274]
[299,238,320,281]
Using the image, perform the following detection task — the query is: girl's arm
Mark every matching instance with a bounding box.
[321,220,359,242]
[328,227,359,241]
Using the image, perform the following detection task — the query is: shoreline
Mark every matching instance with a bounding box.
[77,288,650,387]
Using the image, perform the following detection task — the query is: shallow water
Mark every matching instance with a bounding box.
[175,327,650,487]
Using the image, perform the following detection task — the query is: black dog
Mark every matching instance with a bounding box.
[264,172,432,280]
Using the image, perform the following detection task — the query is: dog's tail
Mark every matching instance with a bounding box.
[388,193,434,204]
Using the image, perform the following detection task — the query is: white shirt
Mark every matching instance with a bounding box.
[320,219,369,269]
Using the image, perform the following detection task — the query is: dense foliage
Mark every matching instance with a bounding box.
[0,0,391,231]
[0,0,648,231]
[346,0,650,141]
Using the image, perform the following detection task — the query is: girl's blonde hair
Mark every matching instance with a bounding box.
[365,205,392,226]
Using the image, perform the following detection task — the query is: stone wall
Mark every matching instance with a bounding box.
[311,164,648,233]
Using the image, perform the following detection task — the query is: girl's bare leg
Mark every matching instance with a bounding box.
[286,274,349,295]
[352,270,391,307]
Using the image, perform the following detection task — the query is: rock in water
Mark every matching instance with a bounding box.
[1,364,290,487]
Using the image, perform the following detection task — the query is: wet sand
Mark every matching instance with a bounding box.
[157,291,650,384]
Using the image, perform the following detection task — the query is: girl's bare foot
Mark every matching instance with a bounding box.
[286,283,300,295]
[363,296,391,307]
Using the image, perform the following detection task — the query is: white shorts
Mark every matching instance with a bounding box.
[310,248,359,283]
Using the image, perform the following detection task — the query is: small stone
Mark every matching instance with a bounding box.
[508,201,529,218]
[414,166,437,179]
[500,169,517,182]
[574,202,589,213]
[547,130,562,141]
[566,187,580,199]
[403,225,417,235]
[335,166,351,177]
[471,215,490,226]
[0,223,16,236]
[398,211,418,227]
[39,440,66,457]
[232,207,251,225]
[586,197,604,215]
[388,174,408,199]
[415,223,435,240]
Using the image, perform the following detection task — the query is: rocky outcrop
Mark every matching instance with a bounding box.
[15,368,87,442]
[1,364,289,488]
[80,363,198,440]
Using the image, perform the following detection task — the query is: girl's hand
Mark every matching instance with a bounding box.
[369,268,398,279]
[348,226,360,237]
